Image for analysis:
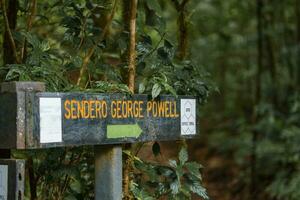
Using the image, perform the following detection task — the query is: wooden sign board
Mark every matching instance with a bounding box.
[0,82,199,149]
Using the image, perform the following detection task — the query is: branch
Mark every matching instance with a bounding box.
[76,0,118,87]
[127,0,138,93]
[0,0,20,63]
[21,0,37,62]
[27,0,36,30]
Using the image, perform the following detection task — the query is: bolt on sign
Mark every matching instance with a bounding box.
[0,82,199,149]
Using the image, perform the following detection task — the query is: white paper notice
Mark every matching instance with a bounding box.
[40,97,62,143]
[0,165,8,200]
[181,99,196,135]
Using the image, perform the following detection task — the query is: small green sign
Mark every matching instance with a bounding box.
[107,124,143,138]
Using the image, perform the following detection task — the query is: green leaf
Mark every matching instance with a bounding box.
[139,82,146,94]
[157,47,172,65]
[164,39,173,49]
[146,0,161,12]
[170,180,180,195]
[22,32,40,48]
[185,162,202,180]
[169,160,177,168]
[145,10,166,32]
[158,166,174,177]
[70,179,81,193]
[163,82,177,96]
[40,41,50,52]
[179,148,188,165]
[189,182,209,200]
[152,83,162,99]
[130,181,156,200]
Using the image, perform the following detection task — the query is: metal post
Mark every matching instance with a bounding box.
[0,159,25,200]
[94,145,122,200]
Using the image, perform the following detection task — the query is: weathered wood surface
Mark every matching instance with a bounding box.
[0,82,45,149]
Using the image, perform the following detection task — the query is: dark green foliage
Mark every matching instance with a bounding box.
[127,148,209,200]
[256,94,300,200]
[3,32,69,91]
[0,0,210,199]
[194,0,300,199]
[136,35,212,101]
[13,147,94,199]
[2,0,298,199]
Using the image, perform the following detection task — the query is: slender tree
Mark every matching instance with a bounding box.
[127,0,138,93]
[124,0,138,199]
[171,0,190,60]
[21,0,37,62]
[1,0,19,64]
[296,0,300,88]
[264,0,278,106]
[251,0,264,198]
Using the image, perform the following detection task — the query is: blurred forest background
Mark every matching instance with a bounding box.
[0,0,300,199]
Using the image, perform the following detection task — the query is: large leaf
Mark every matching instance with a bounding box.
[152,83,162,99]
[70,179,82,194]
[185,162,202,180]
[179,148,188,165]
[139,82,146,94]
[170,180,180,195]
[189,181,209,200]
[169,159,177,168]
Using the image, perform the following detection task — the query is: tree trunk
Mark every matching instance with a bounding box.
[127,0,138,93]
[251,0,264,198]
[280,0,294,84]
[123,1,138,199]
[296,0,300,88]
[120,0,130,83]
[171,0,190,60]
[178,10,188,60]
[21,0,37,62]
[2,0,18,65]
[265,0,277,107]
[265,34,278,105]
